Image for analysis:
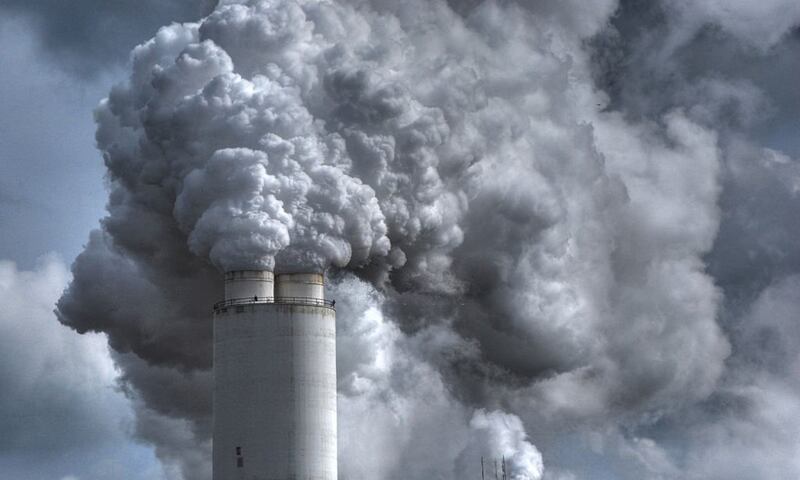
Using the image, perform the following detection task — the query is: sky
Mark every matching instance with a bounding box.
[0,1,799,479]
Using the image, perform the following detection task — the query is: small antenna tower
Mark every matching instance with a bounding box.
[481,457,485,480]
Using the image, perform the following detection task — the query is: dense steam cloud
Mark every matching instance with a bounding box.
[55,0,800,478]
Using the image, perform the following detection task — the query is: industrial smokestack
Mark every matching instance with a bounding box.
[213,270,337,480]
[223,270,274,300]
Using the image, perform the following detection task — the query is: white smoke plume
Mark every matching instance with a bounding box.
[456,410,544,480]
[54,0,800,478]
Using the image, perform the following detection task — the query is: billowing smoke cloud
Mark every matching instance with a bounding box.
[55,0,800,478]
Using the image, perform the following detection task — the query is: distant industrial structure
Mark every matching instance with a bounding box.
[213,270,337,480]
[482,456,509,480]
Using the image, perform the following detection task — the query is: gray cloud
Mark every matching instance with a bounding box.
[592,0,800,145]
[0,257,114,452]
[51,0,800,478]
[589,1,800,478]
[592,0,800,366]
[0,15,109,269]
[0,0,216,76]
[680,275,800,480]
[0,257,162,479]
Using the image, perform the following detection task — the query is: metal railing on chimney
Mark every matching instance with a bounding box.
[213,296,335,312]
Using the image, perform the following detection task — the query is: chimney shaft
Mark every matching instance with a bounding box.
[213,269,337,480]
[224,270,274,300]
[275,272,324,300]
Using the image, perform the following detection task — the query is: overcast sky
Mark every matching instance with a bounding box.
[0,2,209,478]
[1,1,799,479]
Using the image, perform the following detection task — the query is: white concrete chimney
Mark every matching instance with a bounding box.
[275,272,324,300]
[223,270,274,300]
[213,270,337,480]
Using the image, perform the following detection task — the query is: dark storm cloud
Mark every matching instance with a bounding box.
[0,0,217,75]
